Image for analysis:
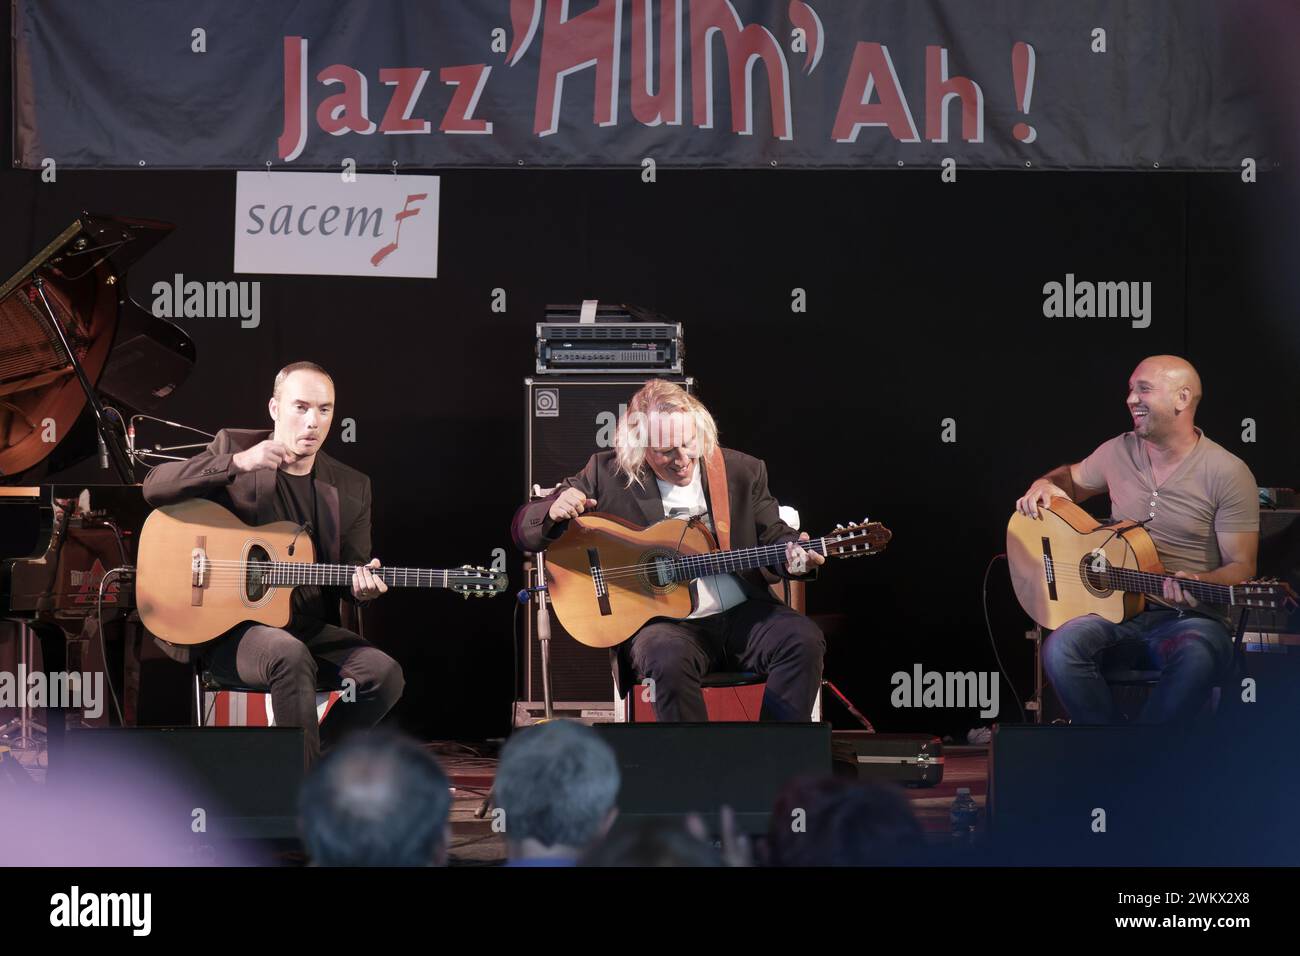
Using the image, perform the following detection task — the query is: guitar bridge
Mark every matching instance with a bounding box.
[1041,537,1058,602]
[191,537,208,606]
[587,548,612,617]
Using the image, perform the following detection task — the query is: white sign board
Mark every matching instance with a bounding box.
[234,171,438,278]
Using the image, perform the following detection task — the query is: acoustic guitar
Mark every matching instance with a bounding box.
[543,512,892,648]
[1006,497,1294,630]
[136,498,506,646]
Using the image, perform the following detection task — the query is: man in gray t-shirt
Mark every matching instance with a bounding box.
[1014,355,1259,724]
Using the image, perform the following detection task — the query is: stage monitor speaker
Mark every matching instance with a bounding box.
[522,376,693,710]
[54,727,304,840]
[989,723,1300,865]
[593,721,832,836]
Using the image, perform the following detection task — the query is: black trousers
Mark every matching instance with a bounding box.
[203,619,405,768]
[622,599,825,721]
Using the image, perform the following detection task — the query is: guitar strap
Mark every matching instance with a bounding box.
[704,446,731,551]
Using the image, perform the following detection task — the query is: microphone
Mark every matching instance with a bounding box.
[288,522,313,556]
[97,432,109,469]
[516,584,548,604]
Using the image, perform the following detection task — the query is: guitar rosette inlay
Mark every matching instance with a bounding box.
[639,550,679,594]
[1079,550,1114,598]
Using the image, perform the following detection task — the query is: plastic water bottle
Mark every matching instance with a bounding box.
[950,787,978,846]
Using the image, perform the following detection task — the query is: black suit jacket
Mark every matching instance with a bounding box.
[511,448,813,695]
[142,428,373,657]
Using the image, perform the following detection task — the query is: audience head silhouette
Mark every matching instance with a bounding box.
[767,776,924,866]
[494,720,620,865]
[299,730,451,866]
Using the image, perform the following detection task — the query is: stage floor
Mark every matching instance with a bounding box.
[439,742,990,865]
[2,736,988,865]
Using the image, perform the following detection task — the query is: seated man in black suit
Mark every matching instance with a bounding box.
[512,379,824,721]
[143,361,404,767]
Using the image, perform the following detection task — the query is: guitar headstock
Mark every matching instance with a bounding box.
[451,565,509,598]
[1238,577,1299,610]
[820,519,893,559]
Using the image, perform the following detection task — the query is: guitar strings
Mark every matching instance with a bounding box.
[1016,563,1255,600]
[196,560,489,573]
[570,539,868,581]
[188,560,493,584]
[567,534,890,582]
[185,543,851,586]
[189,542,866,583]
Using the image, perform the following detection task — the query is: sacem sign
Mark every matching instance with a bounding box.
[234,171,439,278]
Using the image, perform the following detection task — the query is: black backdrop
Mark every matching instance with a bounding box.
[4,47,1298,743]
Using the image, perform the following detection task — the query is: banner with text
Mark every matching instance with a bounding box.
[11,0,1274,170]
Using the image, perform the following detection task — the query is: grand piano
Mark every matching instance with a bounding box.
[0,215,195,755]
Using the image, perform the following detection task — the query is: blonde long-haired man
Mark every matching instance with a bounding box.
[512,380,825,721]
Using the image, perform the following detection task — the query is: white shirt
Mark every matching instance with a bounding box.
[655,468,748,619]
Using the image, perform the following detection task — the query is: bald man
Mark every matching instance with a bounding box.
[144,361,405,767]
[1015,355,1259,724]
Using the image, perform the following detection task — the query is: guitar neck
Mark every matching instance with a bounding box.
[265,564,466,588]
[674,538,826,580]
[1111,568,1247,607]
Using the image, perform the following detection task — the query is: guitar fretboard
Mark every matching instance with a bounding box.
[1071,563,1280,609]
[253,563,477,588]
[671,539,828,581]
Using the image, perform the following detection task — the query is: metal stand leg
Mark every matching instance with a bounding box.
[820,679,875,732]
[36,624,66,771]
[1026,626,1044,724]
[535,553,554,721]
[194,666,205,727]
[0,745,36,786]
[1218,609,1251,716]
[0,622,48,752]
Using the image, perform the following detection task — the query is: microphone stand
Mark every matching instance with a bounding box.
[533,552,555,721]
[476,565,553,820]
[821,679,876,732]
[128,415,215,467]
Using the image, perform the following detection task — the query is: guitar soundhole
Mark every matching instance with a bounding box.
[246,545,271,601]
[639,549,678,594]
[1079,553,1113,598]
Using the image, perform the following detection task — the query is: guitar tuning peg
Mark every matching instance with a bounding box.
[835,523,843,530]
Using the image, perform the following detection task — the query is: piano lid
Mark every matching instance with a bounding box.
[0,215,195,483]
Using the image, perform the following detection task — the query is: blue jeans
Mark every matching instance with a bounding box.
[1042,609,1233,724]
